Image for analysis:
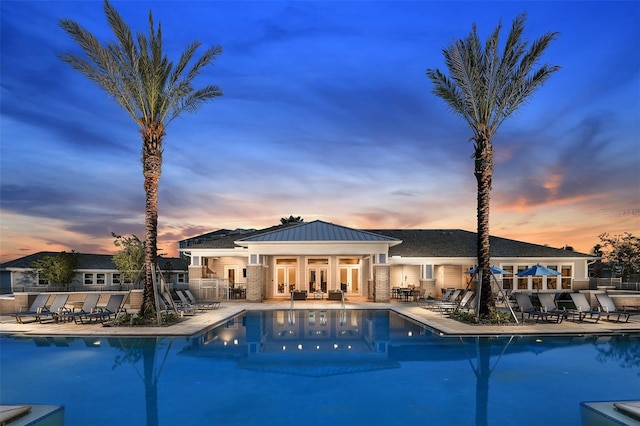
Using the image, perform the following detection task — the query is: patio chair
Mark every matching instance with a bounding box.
[36,294,70,323]
[514,293,563,323]
[63,294,101,324]
[417,288,455,308]
[594,293,633,323]
[567,293,604,323]
[79,294,126,324]
[184,289,220,310]
[11,294,50,324]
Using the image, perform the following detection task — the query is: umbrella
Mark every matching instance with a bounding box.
[517,264,561,276]
[465,266,511,275]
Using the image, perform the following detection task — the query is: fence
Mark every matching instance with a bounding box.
[193,278,247,300]
[619,282,640,291]
[13,282,190,293]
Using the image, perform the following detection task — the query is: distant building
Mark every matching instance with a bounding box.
[0,252,188,294]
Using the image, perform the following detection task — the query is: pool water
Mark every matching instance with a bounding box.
[1,309,638,426]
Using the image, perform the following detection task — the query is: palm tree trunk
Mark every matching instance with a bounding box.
[475,137,495,316]
[141,129,163,316]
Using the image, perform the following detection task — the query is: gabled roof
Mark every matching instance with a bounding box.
[238,220,400,243]
[1,252,188,271]
[369,229,594,258]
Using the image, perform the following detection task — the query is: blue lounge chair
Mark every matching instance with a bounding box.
[79,294,125,324]
[11,294,50,324]
[63,294,101,324]
[595,293,633,323]
[514,293,563,323]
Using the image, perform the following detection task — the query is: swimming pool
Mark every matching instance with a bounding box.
[1,309,638,426]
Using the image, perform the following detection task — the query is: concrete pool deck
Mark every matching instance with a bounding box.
[1,299,639,337]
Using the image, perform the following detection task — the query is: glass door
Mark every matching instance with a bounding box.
[308,268,328,293]
[339,258,360,295]
[276,258,298,296]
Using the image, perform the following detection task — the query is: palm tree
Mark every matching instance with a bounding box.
[280,215,304,225]
[59,0,222,316]
[426,13,559,315]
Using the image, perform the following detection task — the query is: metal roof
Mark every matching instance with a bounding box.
[237,220,401,243]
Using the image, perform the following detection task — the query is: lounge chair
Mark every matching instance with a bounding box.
[161,292,195,316]
[79,294,125,324]
[438,291,475,313]
[417,289,457,309]
[595,293,633,323]
[11,294,50,324]
[417,288,453,308]
[36,294,70,323]
[428,289,461,308]
[63,294,101,324]
[568,293,604,323]
[537,293,572,319]
[514,293,563,323]
[184,289,220,310]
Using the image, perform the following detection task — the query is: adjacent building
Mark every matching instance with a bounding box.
[0,252,188,294]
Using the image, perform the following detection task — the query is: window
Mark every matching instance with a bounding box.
[177,273,186,284]
[546,265,558,289]
[84,273,94,285]
[96,273,105,285]
[517,266,528,290]
[38,274,49,286]
[561,266,572,289]
[113,274,121,284]
[501,266,514,290]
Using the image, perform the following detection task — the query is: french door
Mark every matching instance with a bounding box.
[308,267,328,293]
[339,266,360,295]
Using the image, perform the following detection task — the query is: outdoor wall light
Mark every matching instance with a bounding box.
[408,331,413,337]
[233,339,239,345]
[298,344,303,350]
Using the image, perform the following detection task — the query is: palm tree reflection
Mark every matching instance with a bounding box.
[111,337,173,426]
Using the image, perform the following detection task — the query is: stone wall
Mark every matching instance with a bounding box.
[373,265,390,302]
[246,265,263,302]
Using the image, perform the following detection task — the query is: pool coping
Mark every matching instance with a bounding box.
[1,300,639,337]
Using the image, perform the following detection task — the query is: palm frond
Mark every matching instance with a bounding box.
[59,0,222,132]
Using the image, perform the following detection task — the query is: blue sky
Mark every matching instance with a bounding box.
[1,0,639,262]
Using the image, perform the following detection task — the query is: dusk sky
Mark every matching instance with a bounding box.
[1,1,639,263]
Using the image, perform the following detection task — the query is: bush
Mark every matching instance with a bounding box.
[449,309,515,325]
